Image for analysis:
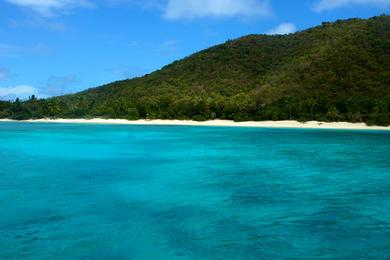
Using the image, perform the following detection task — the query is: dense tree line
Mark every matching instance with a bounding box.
[1,91,389,125]
[0,15,389,125]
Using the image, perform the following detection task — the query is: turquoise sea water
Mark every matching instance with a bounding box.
[0,122,389,259]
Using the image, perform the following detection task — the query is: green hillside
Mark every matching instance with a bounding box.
[1,15,389,125]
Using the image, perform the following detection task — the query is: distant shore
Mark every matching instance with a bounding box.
[1,118,390,130]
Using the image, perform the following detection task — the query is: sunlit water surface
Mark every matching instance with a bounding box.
[0,123,389,259]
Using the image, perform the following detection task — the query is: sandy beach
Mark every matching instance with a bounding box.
[0,118,389,130]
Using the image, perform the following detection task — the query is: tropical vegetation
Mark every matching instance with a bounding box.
[1,15,389,125]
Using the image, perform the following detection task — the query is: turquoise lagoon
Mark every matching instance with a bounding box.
[0,122,389,259]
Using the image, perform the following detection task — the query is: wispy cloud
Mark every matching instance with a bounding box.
[5,0,94,16]
[110,65,149,79]
[161,39,177,50]
[0,85,39,100]
[0,68,8,81]
[0,75,80,100]
[158,39,181,57]
[42,75,79,97]
[9,16,66,31]
[0,68,8,80]
[267,23,297,35]
[0,42,53,58]
[164,0,272,20]
[7,0,274,20]
[107,0,164,10]
[0,43,21,58]
[313,0,390,12]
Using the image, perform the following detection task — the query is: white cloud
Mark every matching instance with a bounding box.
[164,0,272,20]
[313,0,390,12]
[6,0,93,16]
[0,85,39,100]
[0,75,81,100]
[7,0,274,19]
[267,23,297,35]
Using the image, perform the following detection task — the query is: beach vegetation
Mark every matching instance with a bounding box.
[0,15,389,125]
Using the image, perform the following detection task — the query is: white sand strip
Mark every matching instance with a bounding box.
[1,118,389,130]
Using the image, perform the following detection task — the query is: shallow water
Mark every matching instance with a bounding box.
[0,123,389,259]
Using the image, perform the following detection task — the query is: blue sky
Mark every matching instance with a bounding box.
[0,0,389,100]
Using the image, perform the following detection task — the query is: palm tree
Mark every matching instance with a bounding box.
[307,98,318,120]
[285,97,294,120]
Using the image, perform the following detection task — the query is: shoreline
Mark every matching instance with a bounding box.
[0,118,389,130]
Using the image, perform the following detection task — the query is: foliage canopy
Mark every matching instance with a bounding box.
[1,15,389,125]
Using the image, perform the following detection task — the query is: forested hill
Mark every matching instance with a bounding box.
[1,15,389,125]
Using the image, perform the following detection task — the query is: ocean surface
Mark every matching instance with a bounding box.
[0,122,389,259]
